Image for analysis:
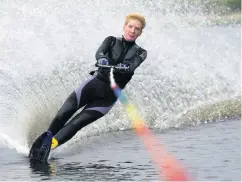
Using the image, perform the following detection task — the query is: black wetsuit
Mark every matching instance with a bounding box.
[48,36,147,146]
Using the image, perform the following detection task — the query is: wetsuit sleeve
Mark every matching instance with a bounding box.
[95,36,115,60]
[128,48,147,72]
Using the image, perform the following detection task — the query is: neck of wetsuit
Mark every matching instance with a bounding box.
[122,36,135,47]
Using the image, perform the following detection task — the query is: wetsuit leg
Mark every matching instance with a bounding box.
[47,92,77,135]
[48,76,96,135]
[53,79,117,146]
[53,110,103,145]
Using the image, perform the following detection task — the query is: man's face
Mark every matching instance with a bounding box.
[123,19,142,41]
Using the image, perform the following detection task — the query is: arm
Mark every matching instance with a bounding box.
[128,48,147,72]
[95,36,115,60]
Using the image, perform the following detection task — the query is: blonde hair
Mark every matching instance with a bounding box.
[125,13,146,29]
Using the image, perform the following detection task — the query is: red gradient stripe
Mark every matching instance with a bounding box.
[110,69,191,181]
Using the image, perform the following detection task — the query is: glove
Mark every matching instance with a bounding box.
[97,58,109,65]
[117,63,127,68]
[116,63,130,72]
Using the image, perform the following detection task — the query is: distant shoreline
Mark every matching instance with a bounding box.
[183,0,241,25]
[184,11,241,26]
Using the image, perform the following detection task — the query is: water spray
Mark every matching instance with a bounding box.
[100,65,191,181]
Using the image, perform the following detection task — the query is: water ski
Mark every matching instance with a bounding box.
[29,131,53,163]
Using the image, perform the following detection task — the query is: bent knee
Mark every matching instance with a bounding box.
[84,104,115,115]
